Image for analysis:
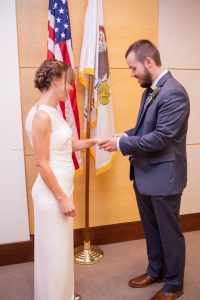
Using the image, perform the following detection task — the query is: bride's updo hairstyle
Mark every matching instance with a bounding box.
[34,59,75,92]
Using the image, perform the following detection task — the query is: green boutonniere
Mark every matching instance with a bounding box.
[148,86,160,106]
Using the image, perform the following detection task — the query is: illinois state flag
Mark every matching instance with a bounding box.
[79,0,116,175]
[48,0,82,174]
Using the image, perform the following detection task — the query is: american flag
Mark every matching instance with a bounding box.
[48,0,82,173]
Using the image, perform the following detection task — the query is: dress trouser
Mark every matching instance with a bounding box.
[134,183,185,293]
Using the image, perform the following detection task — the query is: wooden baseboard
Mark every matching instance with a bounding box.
[74,220,144,247]
[74,212,200,246]
[0,236,34,266]
[1,213,199,266]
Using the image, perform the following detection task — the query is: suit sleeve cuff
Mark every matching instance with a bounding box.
[117,133,128,152]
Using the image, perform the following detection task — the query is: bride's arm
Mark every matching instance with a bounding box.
[32,111,76,217]
[72,138,98,151]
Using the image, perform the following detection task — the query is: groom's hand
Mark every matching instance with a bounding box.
[98,138,117,152]
[111,132,124,138]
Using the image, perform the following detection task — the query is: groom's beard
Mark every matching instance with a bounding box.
[138,67,153,88]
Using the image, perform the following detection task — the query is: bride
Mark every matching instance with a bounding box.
[26,59,97,300]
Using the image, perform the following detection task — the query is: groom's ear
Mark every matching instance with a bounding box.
[144,56,153,69]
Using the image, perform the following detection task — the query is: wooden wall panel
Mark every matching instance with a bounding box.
[88,156,139,226]
[104,0,158,68]
[20,68,40,155]
[16,0,158,68]
[73,152,140,229]
[182,146,200,214]
[16,0,48,67]
[24,155,37,233]
[110,69,143,132]
[159,0,200,69]
[17,0,158,233]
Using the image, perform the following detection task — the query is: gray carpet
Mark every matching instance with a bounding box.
[0,231,199,300]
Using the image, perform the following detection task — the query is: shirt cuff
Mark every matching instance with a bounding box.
[117,133,128,151]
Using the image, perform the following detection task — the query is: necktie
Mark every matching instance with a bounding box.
[144,87,154,109]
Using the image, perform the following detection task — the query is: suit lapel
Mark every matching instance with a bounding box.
[134,71,172,134]
[135,93,151,131]
[134,89,148,130]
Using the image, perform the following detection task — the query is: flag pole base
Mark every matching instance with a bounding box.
[74,241,104,265]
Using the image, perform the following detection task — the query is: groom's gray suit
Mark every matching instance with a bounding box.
[119,71,190,293]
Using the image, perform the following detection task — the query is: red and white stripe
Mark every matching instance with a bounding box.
[47,8,82,171]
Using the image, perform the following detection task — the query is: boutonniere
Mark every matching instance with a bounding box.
[149,86,160,105]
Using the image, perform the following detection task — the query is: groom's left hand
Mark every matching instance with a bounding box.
[98,138,117,152]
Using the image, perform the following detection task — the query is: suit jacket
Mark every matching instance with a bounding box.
[119,71,190,196]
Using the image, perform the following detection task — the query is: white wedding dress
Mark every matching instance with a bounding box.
[26,104,75,300]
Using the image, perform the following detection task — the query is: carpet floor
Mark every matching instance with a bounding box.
[0,231,199,300]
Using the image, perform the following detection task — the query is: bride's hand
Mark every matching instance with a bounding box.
[87,138,103,146]
[92,138,103,144]
[59,198,76,217]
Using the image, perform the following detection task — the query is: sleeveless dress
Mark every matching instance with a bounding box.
[25,104,75,300]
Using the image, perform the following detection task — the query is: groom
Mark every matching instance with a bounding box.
[99,40,190,300]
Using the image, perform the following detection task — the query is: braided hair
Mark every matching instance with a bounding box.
[34,59,74,91]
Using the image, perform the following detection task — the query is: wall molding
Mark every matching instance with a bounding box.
[1,213,200,266]
[0,236,34,266]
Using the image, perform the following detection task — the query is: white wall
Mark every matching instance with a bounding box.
[0,0,30,243]
[159,0,200,214]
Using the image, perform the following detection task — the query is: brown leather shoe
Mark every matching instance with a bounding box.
[150,288,184,300]
[128,273,164,288]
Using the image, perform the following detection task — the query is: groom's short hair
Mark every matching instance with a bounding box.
[125,39,162,67]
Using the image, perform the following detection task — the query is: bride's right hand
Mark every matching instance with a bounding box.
[59,198,76,217]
